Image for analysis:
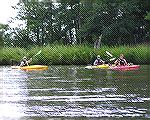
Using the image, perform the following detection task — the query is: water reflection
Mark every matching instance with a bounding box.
[0,67,28,120]
[0,65,149,119]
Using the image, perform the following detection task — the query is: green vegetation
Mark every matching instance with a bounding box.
[1,0,149,65]
[1,44,149,65]
[0,1,149,66]
[1,0,150,48]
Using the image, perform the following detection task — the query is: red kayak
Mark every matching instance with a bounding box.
[109,65,140,71]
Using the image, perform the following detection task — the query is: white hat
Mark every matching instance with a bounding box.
[23,56,27,59]
[97,55,100,58]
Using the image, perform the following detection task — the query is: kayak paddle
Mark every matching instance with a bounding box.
[106,51,116,61]
[33,50,42,57]
[109,57,116,61]
[29,50,41,61]
[106,51,113,57]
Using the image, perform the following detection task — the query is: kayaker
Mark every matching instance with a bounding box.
[93,55,105,65]
[114,54,127,66]
[20,56,32,67]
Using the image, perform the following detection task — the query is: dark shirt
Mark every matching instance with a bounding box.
[116,58,126,66]
[94,59,104,65]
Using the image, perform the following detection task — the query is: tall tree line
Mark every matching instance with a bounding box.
[2,0,150,47]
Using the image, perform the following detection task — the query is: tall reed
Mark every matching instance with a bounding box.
[1,44,149,65]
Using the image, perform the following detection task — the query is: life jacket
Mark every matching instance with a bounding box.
[118,58,126,65]
[96,59,103,65]
[22,60,28,66]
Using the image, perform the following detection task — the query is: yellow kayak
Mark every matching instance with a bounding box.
[85,64,110,69]
[11,65,48,70]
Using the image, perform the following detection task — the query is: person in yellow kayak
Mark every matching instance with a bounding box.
[114,54,128,66]
[93,55,105,65]
[20,56,32,67]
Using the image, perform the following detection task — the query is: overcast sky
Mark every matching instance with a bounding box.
[0,0,57,27]
[0,0,19,24]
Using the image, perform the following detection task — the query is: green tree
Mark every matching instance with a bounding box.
[0,23,8,47]
[5,0,150,47]
[79,0,150,45]
[10,0,56,47]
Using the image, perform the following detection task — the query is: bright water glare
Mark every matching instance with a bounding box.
[0,65,149,120]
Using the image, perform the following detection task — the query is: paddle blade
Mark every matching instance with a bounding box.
[106,51,113,57]
[34,50,42,57]
[110,57,116,61]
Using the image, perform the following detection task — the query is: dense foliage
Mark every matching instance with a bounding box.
[1,44,149,65]
[1,0,150,47]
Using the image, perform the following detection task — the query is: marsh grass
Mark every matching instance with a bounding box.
[2,47,26,65]
[1,44,149,65]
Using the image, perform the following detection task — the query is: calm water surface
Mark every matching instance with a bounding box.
[0,65,149,120]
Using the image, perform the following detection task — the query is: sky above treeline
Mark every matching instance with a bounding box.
[0,0,57,26]
[0,0,19,24]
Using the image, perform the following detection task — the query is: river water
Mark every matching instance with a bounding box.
[0,65,149,120]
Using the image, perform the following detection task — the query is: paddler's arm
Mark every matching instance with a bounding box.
[102,60,105,64]
[93,59,97,66]
[26,58,32,66]
[114,59,118,65]
[114,59,119,66]
[20,61,24,67]
[27,58,32,63]
[124,59,128,65]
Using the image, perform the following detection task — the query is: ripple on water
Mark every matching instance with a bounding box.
[0,66,149,119]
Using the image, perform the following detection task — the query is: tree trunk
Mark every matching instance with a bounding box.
[36,28,40,46]
[94,35,102,49]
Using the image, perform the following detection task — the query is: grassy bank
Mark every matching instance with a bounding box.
[1,44,149,65]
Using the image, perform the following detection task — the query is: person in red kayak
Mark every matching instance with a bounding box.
[114,54,127,66]
[20,56,32,67]
[93,55,105,65]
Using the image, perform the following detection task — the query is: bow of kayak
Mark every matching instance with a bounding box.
[11,65,48,70]
[85,64,110,69]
